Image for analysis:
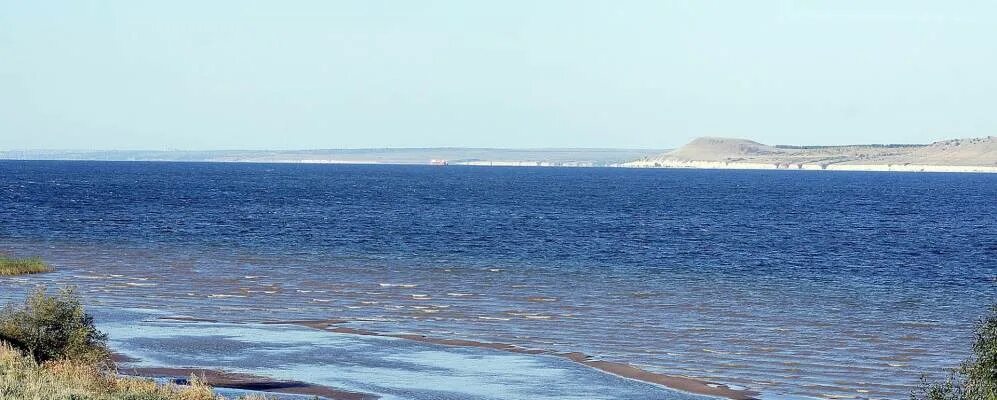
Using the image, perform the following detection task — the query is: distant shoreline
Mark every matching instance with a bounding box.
[626,136,997,173]
[621,160,997,173]
[3,157,997,173]
[0,148,662,168]
[0,158,625,168]
[5,136,995,172]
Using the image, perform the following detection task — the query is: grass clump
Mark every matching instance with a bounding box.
[0,256,52,276]
[0,343,272,399]
[0,343,223,399]
[913,306,997,400]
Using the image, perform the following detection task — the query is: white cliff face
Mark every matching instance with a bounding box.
[621,136,997,173]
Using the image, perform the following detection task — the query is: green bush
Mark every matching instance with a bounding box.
[0,287,110,365]
[914,306,997,400]
[913,375,965,400]
[965,306,997,399]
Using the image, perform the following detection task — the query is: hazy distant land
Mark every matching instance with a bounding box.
[0,148,659,167]
[624,136,997,173]
[3,136,996,172]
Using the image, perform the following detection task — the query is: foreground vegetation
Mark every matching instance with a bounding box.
[913,306,997,400]
[0,256,52,276]
[0,343,226,400]
[0,287,267,400]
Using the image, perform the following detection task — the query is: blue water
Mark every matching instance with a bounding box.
[1,160,995,399]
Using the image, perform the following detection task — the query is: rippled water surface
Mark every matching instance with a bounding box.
[1,161,995,399]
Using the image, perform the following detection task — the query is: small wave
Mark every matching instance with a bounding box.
[379,283,418,288]
[507,312,553,320]
[124,282,157,287]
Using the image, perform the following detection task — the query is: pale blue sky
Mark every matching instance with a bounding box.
[1,1,995,150]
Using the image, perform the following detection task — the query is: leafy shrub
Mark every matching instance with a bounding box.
[914,306,997,400]
[913,374,965,400]
[964,306,997,399]
[0,287,109,365]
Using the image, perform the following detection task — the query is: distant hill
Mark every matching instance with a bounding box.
[0,148,661,168]
[624,136,997,173]
[662,137,787,162]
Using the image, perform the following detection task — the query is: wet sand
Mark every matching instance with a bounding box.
[157,316,222,323]
[121,366,378,400]
[113,343,375,400]
[262,318,758,400]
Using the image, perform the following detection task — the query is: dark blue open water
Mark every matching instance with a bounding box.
[1,160,995,399]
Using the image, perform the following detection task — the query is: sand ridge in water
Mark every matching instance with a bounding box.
[257,318,758,400]
[103,313,708,400]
